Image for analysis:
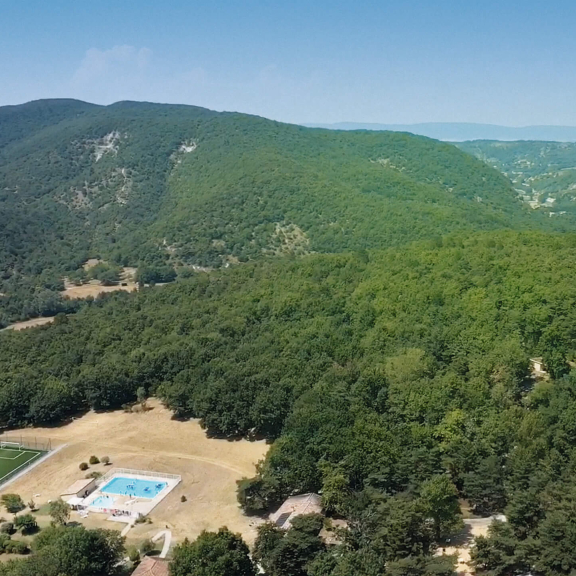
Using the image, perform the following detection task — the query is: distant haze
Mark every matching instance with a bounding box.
[304,123,576,143]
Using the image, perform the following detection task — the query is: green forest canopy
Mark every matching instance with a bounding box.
[6,101,576,574]
[1,99,571,325]
[2,230,576,573]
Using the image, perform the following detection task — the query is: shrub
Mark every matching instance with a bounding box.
[181,495,187,502]
[89,455,99,465]
[127,546,140,563]
[139,539,154,556]
[0,533,10,550]
[14,514,37,535]
[27,499,36,512]
[0,495,24,515]
[4,540,28,554]
[0,523,13,534]
[79,462,89,471]
[85,471,102,479]
[101,456,110,465]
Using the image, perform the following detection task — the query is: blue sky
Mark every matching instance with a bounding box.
[1,1,575,125]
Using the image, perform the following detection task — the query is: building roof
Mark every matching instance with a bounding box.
[269,493,322,529]
[131,556,169,576]
[61,478,95,496]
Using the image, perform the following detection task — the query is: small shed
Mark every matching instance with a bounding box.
[530,357,547,375]
[269,493,322,529]
[61,478,97,500]
[131,556,169,576]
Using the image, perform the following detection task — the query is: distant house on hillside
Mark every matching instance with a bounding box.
[131,556,169,576]
[269,493,322,529]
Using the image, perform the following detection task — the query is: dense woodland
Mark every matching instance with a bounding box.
[1,230,576,573]
[4,100,576,574]
[1,100,573,325]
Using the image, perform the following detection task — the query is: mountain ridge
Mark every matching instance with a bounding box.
[0,98,567,325]
[305,121,576,142]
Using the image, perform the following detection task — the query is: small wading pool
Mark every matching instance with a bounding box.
[91,495,115,508]
[101,476,167,499]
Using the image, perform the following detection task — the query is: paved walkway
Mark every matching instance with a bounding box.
[120,519,135,537]
[152,529,172,558]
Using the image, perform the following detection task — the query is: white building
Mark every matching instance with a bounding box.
[60,478,97,508]
[269,493,322,529]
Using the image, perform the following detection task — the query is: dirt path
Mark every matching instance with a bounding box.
[437,516,506,575]
[1,317,55,331]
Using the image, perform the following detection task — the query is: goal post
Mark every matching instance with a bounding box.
[0,437,52,451]
[0,442,22,450]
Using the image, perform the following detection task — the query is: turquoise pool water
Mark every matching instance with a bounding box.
[91,495,115,508]
[101,476,167,499]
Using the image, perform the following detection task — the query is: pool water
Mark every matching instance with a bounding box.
[91,495,115,508]
[100,476,167,499]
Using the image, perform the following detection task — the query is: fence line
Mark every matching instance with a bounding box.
[98,468,181,486]
[0,436,51,451]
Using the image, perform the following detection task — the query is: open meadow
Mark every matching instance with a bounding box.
[0,399,268,547]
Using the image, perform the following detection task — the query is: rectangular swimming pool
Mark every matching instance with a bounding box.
[100,476,167,499]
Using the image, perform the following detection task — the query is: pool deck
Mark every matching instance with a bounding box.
[76,469,181,519]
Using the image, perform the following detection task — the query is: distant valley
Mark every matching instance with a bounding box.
[458,140,576,215]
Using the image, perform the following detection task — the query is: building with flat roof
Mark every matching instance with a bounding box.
[61,478,97,499]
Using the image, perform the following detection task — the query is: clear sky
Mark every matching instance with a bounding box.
[1,0,575,125]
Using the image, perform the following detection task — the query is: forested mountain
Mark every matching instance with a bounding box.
[458,140,576,215]
[1,99,569,325]
[6,100,576,574]
[306,122,576,142]
[2,231,576,573]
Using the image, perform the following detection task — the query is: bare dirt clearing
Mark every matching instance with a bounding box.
[1,317,55,331]
[0,399,268,546]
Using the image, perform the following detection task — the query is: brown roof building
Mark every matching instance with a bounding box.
[131,556,169,576]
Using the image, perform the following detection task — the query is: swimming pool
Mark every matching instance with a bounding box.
[91,495,115,508]
[100,476,167,499]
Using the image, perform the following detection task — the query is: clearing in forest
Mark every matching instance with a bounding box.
[0,399,268,546]
[1,317,55,331]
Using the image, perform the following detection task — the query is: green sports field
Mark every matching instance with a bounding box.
[0,448,44,485]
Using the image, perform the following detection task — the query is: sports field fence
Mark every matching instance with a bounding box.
[0,436,52,451]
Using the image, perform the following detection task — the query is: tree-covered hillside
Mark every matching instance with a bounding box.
[0,99,565,325]
[458,140,576,215]
[2,230,576,573]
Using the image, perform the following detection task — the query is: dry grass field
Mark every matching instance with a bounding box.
[0,399,269,547]
[60,281,137,299]
[61,265,138,299]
